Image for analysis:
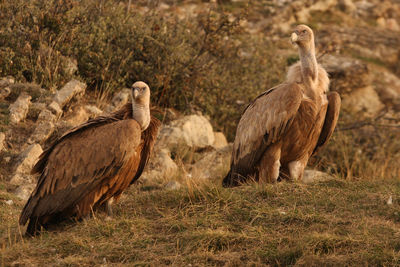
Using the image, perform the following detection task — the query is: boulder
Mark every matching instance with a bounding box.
[13,144,43,175]
[142,148,179,181]
[48,101,63,119]
[164,181,182,190]
[85,105,103,118]
[302,170,335,184]
[8,93,32,124]
[53,79,86,109]
[212,132,228,149]
[27,102,46,120]
[373,69,400,111]
[320,55,370,94]
[28,109,57,144]
[158,115,215,154]
[341,86,385,117]
[0,132,5,152]
[0,76,15,88]
[64,106,90,126]
[0,86,11,100]
[14,184,35,200]
[190,144,232,180]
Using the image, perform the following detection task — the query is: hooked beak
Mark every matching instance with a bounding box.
[291,32,298,44]
[133,88,139,99]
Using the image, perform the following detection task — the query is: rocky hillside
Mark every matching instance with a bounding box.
[0,0,399,200]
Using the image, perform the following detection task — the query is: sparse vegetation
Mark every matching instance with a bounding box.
[1,177,400,266]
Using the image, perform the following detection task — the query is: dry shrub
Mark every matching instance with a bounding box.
[311,112,400,180]
[0,0,285,139]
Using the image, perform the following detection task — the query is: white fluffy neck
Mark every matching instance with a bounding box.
[298,42,318,87]
[131,98,150,131]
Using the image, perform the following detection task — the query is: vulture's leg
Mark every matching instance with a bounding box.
[258,144,281,183]
[288,157,308,181]
[106,198,114,217]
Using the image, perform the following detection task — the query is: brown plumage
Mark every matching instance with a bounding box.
[19,81,160,235]
[223,25,341,187]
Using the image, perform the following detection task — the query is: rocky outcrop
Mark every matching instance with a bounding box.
[158,115,215,154]
[320,55,370,95]
[142,148,179,181]
[302,169,335,184]
[0,132,5,152]
[8,93,32,124]
[28,109,57,144]
[341,86,385,116]
[190,144,232,180]
[10,144,43,187]
[48,101,63,119]
[212,132,228,149]
[53,79,86,109]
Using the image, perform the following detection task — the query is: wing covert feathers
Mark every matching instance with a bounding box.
[313,91,341,155]
[231,83,303,176]
[20,103,160,230]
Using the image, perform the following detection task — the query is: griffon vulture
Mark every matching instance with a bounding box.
[20,81,160,235]
[223,25,341,187]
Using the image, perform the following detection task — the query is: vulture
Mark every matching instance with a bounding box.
[223,25,341,187]
[19,81,160,235]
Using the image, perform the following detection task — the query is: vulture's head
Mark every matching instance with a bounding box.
[291,24,314,48]
[131,81,150,106]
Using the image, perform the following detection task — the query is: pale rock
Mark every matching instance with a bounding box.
[8,93,32,124]
[386,18,400,32]
[65,106,89,126]
[53,79,86,108]
[338,0,356,13]
[29,109,56,143]
[158,115,215,154]
[14,184,35,200]
[85,105,103,118]
[48,101,63,119]
[0,76,15,88]
[0,132,5,152]
[342,86,385,116]
[373,70,400,110]
[190,144,232,180]
[320,55,370,94]
[296,0,338,22]
[9,173,28,185]
[212,132,228,149]
[0,87,11,100]
[164,181,181,190]
[387,195,393,205]
[5,200,13,205]
[302,170,335,184]
[14,144,43,175]
[28,102,46,120]
[143,149,178,180]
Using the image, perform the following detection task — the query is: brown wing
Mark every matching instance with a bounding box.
[19,119,141,226]
[230,83,303,177]
[130,114,161,185]
[312,91,341,155]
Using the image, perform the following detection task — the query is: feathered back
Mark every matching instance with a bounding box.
[32,103,160,177]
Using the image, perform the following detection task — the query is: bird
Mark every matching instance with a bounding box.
[223,25,341,187]
[19,81,160,235]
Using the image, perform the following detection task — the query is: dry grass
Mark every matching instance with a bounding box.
[1,177,400,266]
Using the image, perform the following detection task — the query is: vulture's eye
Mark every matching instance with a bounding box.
[302,30,307,34]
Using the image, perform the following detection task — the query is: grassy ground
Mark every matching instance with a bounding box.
[1,177,400,266]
